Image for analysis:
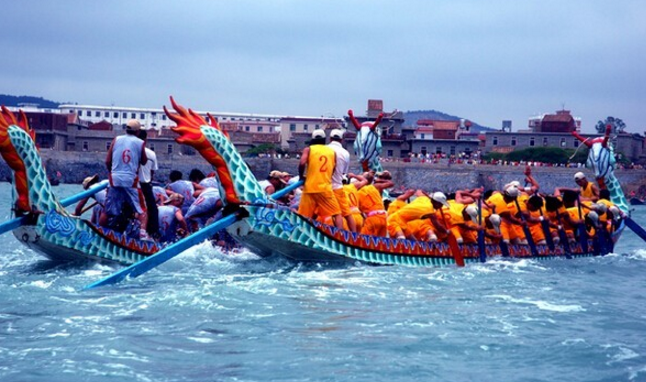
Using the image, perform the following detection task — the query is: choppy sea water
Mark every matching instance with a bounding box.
[1,183,646,382]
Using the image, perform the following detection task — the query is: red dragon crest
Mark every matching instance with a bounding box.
[0,106,36,212]
[163,97,242,205]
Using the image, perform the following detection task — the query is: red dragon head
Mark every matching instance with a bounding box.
[163,97,242,205]
[0,106,36,213]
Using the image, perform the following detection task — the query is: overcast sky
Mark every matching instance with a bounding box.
[2,1,645,133]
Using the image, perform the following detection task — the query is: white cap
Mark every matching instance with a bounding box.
[126,119,141,131]
[608,206,621,221]
[464,205,478,224]
[431,192,450,208]
[587,210,599,224]
[329,129,344,139]
[503,184,520,198]
[594,203,608,214]
[509,181,521,188]
[574,172,586,181]
[311,129,326,139]
[489,214,501,234]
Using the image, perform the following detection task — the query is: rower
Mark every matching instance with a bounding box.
[166,170,205,215]
[258,170,287,196]
[357,171,394,237]
[343,173,369,232]
[574,172,599,202]
[184,187,223,232]
[157,193,189,243]
[485,184,526,245]
[74,174,108,224]
[298,129,343,229]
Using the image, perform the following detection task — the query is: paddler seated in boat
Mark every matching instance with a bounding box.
[387,189,415,216]
[343,173,369,232]
[415,192,453,242]
[190,169,220,190]
[259,170,287,195]
[485,184,527,245]
[74,174,109,224]
[357,170,394,237]
[298,129,344,229]
[387,190,432,240]
[574,172,599,202]
[543,194,579,244]
[515,194,549,245]
[445,202,482,244]
[153,185,168,205]
[157,193,189,243]
[555,189,587,243]
[166,170,205,215]
[184,187,223,232]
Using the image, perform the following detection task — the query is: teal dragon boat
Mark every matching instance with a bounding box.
[161,98,630,267]
[0,100,634,269]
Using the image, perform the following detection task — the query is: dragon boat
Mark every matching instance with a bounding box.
[164,99,630,267]
[0,99,634,270]
[0,107,164,265]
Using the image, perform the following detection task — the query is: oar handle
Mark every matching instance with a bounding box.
[0,182,109,236]
[84,179,305,289]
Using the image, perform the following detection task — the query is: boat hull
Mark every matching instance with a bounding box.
[226,205,623,266]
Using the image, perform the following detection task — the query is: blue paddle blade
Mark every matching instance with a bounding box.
[83,214,238,290]
[0,216,27,236]
[625,217,646,243]
[84,180,305,289]
[499,240,510,257]
[541,221,555,251]
[477,231,486,263]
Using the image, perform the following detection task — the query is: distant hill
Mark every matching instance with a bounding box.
[0,94,63,109]
[403,109,495,132]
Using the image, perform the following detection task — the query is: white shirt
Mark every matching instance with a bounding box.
[327,141,349,190]
[138,148,158,184]
[110,134,144,187]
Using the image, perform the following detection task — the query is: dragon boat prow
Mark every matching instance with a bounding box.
[0,106,164,265]
[166,98,627,267]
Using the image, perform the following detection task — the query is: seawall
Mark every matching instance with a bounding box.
[1,150,645,194]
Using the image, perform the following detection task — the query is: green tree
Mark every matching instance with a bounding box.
[595,116,626,134]
[244,143,279,157]
[483,147,589,164]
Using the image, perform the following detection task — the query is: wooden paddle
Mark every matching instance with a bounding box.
[439,206,464,267]
[477,198,486,263]
[538,207,555,251]
[575,196,589,253]
[0,182,109,236]
[555,214,572,259]
[84,180,304,289]
[514,199,539,257]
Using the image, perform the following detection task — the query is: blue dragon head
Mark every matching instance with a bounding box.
[571,125,615,188]
[348,109,384,172]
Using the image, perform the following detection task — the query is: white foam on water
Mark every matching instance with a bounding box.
[629,365,646,381]
[187,336,215,344]
[485,294,586,312]
[603,344,640,365]
[29,279,54,289]
[561,338,587,346]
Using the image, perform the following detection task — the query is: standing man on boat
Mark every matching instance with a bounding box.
[138,130,159,239]
[298,129,344,229]
[327,129,357,232]
[574,172,599,202]
[100,119,149,240]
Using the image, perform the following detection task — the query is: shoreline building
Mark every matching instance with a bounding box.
[483,109,645,163]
